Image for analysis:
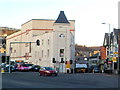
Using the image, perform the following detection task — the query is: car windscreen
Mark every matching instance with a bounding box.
[26,64,33,66]
[21,64,28,67]
[34,66,40,68]
[44,67,54,70]
[94,68,99,70]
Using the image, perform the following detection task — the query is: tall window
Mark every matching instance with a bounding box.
[42,39,44,45]
[42,50,43,57]
[48,39,50,45]
[47,49,49,57]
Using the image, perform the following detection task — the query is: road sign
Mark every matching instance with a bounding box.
[113,60,117,62]
[66,64,70,68]
[112,57,117,62]
[110,51,113,54]
[108,61,112,64]
[113,52,118,54]
[0,48,6,53]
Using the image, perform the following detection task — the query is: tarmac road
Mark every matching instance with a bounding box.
[1,72,119,88]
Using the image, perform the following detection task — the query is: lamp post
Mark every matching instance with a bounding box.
[118,31,120,74]
[102,23,111,72]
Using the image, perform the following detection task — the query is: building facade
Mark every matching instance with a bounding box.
[6,11,75,73]
[103,29,120,74]
[0,26,20,64]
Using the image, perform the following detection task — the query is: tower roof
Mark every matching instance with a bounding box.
[55,11,69,23]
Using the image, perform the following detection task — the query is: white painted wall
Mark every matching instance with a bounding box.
[6,19,75,73]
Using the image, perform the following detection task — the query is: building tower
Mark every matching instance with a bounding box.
[53,11,75,73]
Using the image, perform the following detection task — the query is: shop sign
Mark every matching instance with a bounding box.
[66,64,70,68]
[108,61,112,64]
[112,57,117,62]
[114,52,118,54]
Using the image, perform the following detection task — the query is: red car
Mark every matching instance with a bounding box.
[39,67,58,76]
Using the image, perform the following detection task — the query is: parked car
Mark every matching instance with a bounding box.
[5,65,16,72]
[39,67,58,76]
[18,64,29,71]
[87,66,93,73]
[75,64,87,73]
[25,64,34,71]
[31,65,40,72]
[93,67,99,73]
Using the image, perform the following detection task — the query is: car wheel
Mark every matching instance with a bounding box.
[55,74,57,76]
[52,74,57,76]
[44,73,47,76]
[39,73,42,76]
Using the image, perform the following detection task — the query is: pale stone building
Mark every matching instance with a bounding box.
[6,11,75,73]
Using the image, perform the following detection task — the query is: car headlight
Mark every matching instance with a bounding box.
[55,71,58,73]
[21,67,24,69]
[46,71,50,73]
[28,66,32,69]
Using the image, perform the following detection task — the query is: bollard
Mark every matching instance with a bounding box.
[92,69,94,73]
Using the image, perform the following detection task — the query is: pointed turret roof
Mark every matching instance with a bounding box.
[55,11,69,23]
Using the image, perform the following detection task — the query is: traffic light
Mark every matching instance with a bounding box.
[61,58,64,63]
[65,61,67,64]
[106,58,109,64]
[99,56,101,59]
[2,38,6,48]
[114,63,117,69]
[2,56,9,63]
[2,56,6,63]
[2,38,6,44]
[60,49,64,57]
[70,60,73,64]
[6,56,10,64]
[52,58,56,63]
[36,40,40,46]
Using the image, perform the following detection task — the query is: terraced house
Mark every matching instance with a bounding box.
[103,28,120,74]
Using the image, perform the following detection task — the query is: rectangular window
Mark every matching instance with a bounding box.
[48,39,50,45]
[42,50,43,57]
[60,49,64,57]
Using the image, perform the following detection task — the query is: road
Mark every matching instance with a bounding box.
[1,72,119,88]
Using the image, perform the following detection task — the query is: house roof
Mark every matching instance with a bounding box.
[103,29,120,46]
[110,32,114,44]
[114,29,120,43]
[54,11,69,23]
[103,33,109,46]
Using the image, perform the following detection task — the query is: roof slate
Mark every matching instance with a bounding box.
[103,33,109,46]
[114,29,120,43]
[55,11,69,23]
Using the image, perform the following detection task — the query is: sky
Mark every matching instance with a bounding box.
[0,0,119,46]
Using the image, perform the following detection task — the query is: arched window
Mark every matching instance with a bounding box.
[59,34,65,38]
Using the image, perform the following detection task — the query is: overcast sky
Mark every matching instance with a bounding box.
[0,0,119,46]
